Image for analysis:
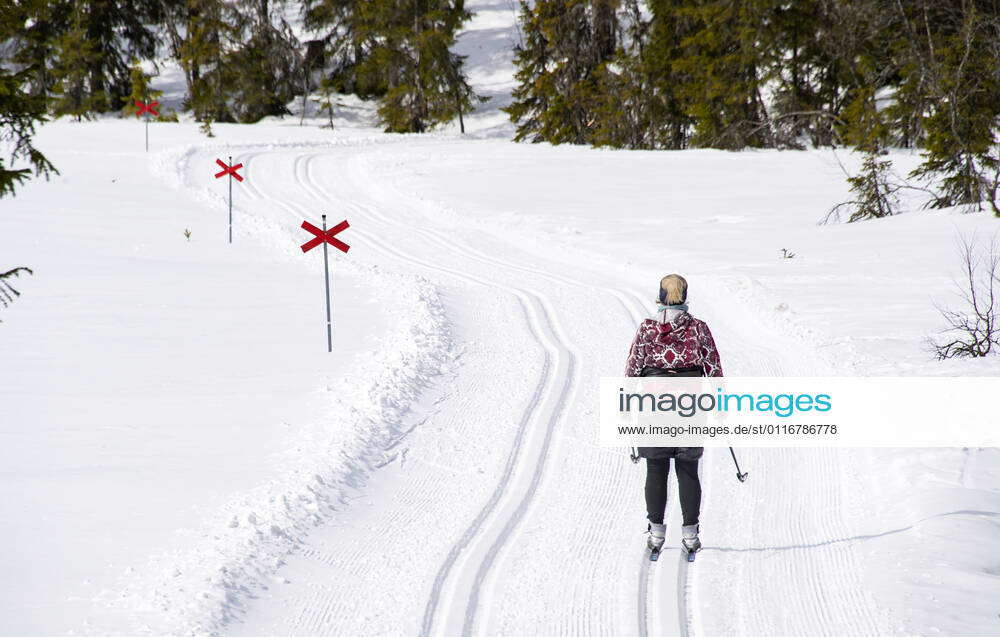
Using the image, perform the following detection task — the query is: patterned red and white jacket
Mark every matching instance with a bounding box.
[624,311,724,377]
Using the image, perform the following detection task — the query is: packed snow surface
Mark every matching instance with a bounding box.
[3,1,1000,636]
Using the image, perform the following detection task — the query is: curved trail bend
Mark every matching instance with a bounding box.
[189,138,883,637]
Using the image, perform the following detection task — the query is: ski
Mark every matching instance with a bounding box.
[649,546,661,562]
[684,548,700,562]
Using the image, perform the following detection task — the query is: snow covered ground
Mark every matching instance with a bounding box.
[3,1,1000,636]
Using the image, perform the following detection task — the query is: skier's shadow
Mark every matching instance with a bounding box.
[707,509,999,553]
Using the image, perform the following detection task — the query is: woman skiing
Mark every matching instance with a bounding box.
[624,274,723,558]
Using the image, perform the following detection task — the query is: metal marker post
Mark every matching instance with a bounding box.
[298,216,349,352]
[321,215,333,352]
[228,155,233,244]
[135,101,158,151]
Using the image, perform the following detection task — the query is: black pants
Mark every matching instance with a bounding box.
[645,457,701,527]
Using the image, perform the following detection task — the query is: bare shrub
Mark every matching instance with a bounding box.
[932,236,1000,359]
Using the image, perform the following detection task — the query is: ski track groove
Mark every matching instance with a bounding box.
[174,142,660,637]
[637,550,649,637]
[332,149,668,636]
[458,293,576,636]
[303,151,697,637]
[621,285,792,637]
[298,153,586,637]
[250,146,792,637]
[194,143,882,637]
[669,278,880,636]
[248,153,559,635]
[414,291,551,637]
[621,289,695,637]
[319,152,664,637]
[243,148,592,636]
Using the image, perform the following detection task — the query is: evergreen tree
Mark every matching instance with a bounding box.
[50,1,104,119]
[588,0,691,150]
[9,0,71,100]
[75,0,163,111]
[905,3,1000,212]
[838,84,889,152]
[636,0,694,149]
[764,0,820,147]
[312,77,341,128]
[354,0,478,133]
[302,0,377,96]
[822,1,899,149]
[588,45,651,148]
[37,0,162,116]
[122,59,163,118]
[505,0,554,142]
[1,7,57,197]
[672,0,772,150]
[169,0,238,131]
[227,0,303,122]
[506,0,619,145]
[827,153,900,222]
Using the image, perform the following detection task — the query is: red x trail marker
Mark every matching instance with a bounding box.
[300,219,350,254]
[135,100,159,152]
[301,215,350,353]
[214,156,244,244]
[135,100,159,117]
[214,158,244,182]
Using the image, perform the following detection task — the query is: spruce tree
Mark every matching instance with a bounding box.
[302,0,376,96]
[122,59,163,118]
[354,0,478,133]
[506,0,619,145]
[672,0,772,150]
[764,0,819,147]
[821,1,898,148]
[313,77,341,128]
[827,153,899,222]
[170,0,238,131]
[50,1,104,120]
[77,0,162,111]
[906,4,1000,212]
[9,0,71,100]
[588,46,650,149]
[637,0,694,149]
[506,0,554,142]
[1,6,57,197]
[839,84,889,152]
[227,0,303,122]
[38,0,162,116]
[589,0,693,150]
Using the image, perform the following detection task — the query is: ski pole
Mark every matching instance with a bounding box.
[729,447,748,482]
[629,447,640,464]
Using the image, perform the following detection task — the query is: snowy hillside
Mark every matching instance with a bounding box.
[3,2,1000,636]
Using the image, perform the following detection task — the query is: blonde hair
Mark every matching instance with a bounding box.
[659,274,688,305]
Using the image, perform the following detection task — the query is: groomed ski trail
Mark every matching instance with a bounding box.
[191,137,893,637]
[304,150,641,637]
[326,148,663,636]
[212,142,641,636]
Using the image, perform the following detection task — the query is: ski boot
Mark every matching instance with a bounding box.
[681,524,701,562]
[647,523,666,561]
